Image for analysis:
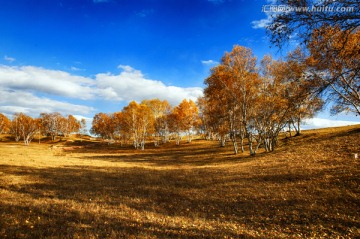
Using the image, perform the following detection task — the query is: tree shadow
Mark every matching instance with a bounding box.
[1,162,358,238]
[61,140,250,167]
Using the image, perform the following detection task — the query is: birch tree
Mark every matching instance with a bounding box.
[62,115,81,137]
[142,99,172,145]
[307,26,360,116]
[266,1,359,117]
[222,46,260,154]
[283,49,324,135]
[12,113,38,145]
[266,0,359,48]
[90,113,114,140]
[10,113,22,142]
[122,101,154,150]
[179,99,200,143]
[0,113,10,135]
[40,112,64,141]
[168,109,183,145]
[204,66,235,148]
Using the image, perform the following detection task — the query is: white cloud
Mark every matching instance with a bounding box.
[117,64,138,73]
[0,64,204,116]
[303,117,360,129]
[201,60,218,66]
[252,14,272,29]
[0,65,95,100]
[0,88,94,117]
[251,1,280,30]
[96,66,203,105]
[4,55,15,63]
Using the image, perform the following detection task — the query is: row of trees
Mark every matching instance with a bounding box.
[90,99,200,150]
[201,45,323,156]
[0,112,86,145]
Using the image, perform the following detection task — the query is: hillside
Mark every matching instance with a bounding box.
[0,125,359,238]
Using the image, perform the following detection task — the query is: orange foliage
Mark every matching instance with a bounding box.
[0,113,10,135]
[307,26,360,115]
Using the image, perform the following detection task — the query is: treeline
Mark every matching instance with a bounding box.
[87,47,325,154]
[90,49,324,154]
[90,99,200,150]
[0,112,87,145]
[201,45,324,155]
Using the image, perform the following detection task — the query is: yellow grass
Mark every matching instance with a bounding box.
[0,125,359,238]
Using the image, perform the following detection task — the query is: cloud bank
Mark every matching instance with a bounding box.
[96,65,203,105]
[0,88,94,116]
[303,118,360,129]
[252,15,272,29]
[0,64,203,117]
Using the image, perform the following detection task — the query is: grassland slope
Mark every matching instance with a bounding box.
[0,125,359,238]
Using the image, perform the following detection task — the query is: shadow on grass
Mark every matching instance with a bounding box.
[64,140,265,167]
[1,162,359,238]
[79,149,243,167]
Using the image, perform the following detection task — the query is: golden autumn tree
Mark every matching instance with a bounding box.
[122,101,154,150]
[265,0,359,121]
[307,26,360,116]
[142,99,172,145]
[40,112,64,141]
[155,114,171,144]
[63,115,81,137]
[90,113,114,140]
[79,118,88,141]
[196,96,215,140]
[222,46,260,154]
[256,54,323,151]
[204,66,234,147]
[203,45,323,155]
[266,0,358,48]
[204,98,230,146]
[10,114,21,142]
[283,49,324,136]
[137,103,155,149]
[170,99,200,143]
[0,113,10,135]
[122,102,139,148]
[204,45,260,154]
[256,57,292,152]
[168,108,183,145]
[12,113,38,145]
[111,111,123,142]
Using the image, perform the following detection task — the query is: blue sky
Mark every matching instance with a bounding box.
[0,0,359,128]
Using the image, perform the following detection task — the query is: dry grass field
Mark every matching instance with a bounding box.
[0,125,359,238]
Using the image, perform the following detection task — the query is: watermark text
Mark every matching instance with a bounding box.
[262,4,355,13]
